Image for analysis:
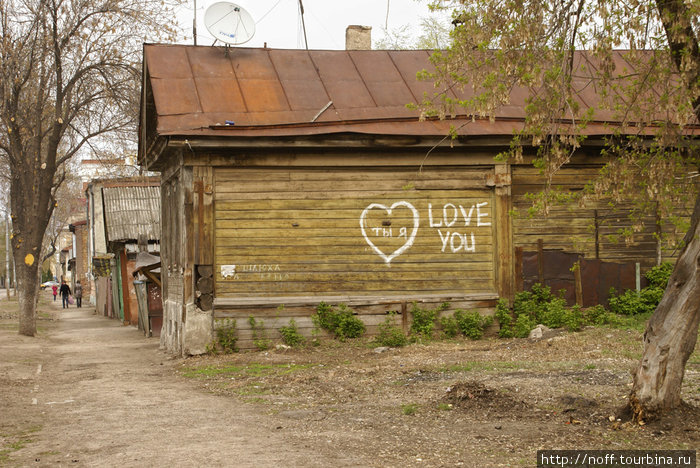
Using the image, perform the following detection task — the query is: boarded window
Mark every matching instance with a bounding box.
[214,168,496,298]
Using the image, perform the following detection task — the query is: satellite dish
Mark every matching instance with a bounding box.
[203,2,255,45]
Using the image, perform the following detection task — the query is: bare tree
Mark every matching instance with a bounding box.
[421,0,699,421]
[0,0,179,336]
[375,17,451,50]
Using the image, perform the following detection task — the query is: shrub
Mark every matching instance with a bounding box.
[453,309,493,340]
[495,299,515,338]
[608,262,673,316]
[215,319,238,353]
[584,304,621,326]
[375,313,408,347]
[563,305,584,332]
[645,262,673,289]
[311,302,365,341]
[608,287,662,316]
[513,313,536,338]
[409,302,447,342]
[249,316,272,351]
[538,297,568,328]
[439,315,461,338]
[278,319,305,347]
[499,283,601,337]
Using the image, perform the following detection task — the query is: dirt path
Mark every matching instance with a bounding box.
[0,299,350,467]
[3,294,699,467]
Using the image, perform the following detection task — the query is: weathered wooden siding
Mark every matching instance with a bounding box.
[160,169,187,354]
[213,167,497,299]
[512,165,684,268]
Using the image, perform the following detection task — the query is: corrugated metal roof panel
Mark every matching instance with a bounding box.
[270,50,331,111]
[103,186,161,242]
[309,50,377,109]
[195,78,247,113]
[349,51,417,107]
[142,44,698,141]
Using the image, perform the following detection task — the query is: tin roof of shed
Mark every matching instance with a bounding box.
[142,44,697,141]
[102,185,161,243]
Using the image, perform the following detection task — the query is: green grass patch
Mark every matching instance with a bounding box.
[401,403,419,415]
[0,425,41,463]
[602,311,652,332]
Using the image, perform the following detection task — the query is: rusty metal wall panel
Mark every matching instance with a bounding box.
[103,186,161,242]
[521,250,648,307]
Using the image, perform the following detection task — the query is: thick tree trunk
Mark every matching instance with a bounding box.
[16,261,40,336]
[11,169,53,337]
[629,193,700,421]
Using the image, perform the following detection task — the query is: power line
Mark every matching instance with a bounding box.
[257,0,285,24]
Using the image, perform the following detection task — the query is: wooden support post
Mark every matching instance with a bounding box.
[594,209,600,259]
[119,249,131,325]
[401,301,408,333]
[574,258,583,307]
[183,166,194,319]
[494,164,514,304]
[514,246,524,293]
[537,238,545,285]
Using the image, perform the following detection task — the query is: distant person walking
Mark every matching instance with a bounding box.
[59,281,71,309]
[74,280,83,308]
[51,284,58,302]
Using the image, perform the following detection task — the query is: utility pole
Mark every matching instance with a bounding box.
[193,0,198,45]
[298,0,308,50]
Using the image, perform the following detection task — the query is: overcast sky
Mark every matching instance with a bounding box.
[175,0,447,50]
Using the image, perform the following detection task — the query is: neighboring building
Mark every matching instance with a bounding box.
[85,177,161,324]
[56,229,74,284]
[69,220,89,298]
[138,43,693,355]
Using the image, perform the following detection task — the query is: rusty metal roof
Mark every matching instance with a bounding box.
[103,185,161,242]
[142,44,697,141]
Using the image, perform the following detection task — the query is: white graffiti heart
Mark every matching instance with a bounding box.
[360,201,419,264]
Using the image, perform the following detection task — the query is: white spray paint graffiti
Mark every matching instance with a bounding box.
[429,201,491,253]
[220,264,289,281]
[221,265,237,278]
[360,200,492,261]
[360,201,419,264]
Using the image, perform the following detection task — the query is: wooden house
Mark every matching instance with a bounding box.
[139,44,689,354]
[85,177,161,324]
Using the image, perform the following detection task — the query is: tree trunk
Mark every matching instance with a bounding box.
[11,168,53,337]
[629,193,700,421]
[16,260,40,336]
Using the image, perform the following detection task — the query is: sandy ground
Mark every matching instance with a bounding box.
[1,291,698,467]
[0,295,353,467]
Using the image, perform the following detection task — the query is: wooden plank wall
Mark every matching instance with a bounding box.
[214,167,496,297]
[512,165,684,269]
[215,295,499,350]
[212,166,500,348]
